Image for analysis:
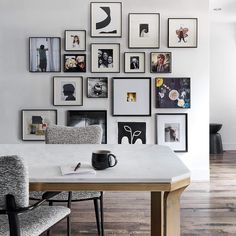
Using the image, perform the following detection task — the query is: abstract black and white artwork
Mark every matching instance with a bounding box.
[90,2,122,37]
[87,77,108,98]
[67,110,107,144]
[118,122,146,144]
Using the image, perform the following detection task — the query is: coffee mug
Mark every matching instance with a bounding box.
[92,150,117,170]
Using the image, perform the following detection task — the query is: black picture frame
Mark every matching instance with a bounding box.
[155,113,188,152]
[150,52,172,73]
[112,77,151,116]
[21,109,57,141]
[87,77,108,98]
[168,18,198,48]
[64,30,86,51]
[124,52,145,73]
[63,54,86,72]
[29,37,61,72]
[128,13,160,49]
[90,2,122,38]
[67,110,107,144]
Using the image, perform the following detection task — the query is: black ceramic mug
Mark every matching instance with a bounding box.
[92,150,117,170]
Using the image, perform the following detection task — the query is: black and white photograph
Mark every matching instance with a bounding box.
[91,43,120,72]
[64,54,86,72]
[128,13,160,48]
[90,2,122,37]
[53,76,83,106]
[29,37,61,72]
[118,122,146,144]
[156,113,188,152]
[87,77,108,98]
[22,109,57,141]
[64,30,86,51]
[151,52,172,73]
[67,110,107,144]
[124,52,145,73]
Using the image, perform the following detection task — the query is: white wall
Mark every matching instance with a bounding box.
[0,0,210,180]
[210,22,236,150]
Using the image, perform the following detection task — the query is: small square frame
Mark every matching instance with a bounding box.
[63,54,86,72]
[64,30,86,51]
[124,52,145,73]
[150,52,172,73]
[87,77,108,98]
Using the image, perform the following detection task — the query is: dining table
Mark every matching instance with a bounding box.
[0,144,190,236]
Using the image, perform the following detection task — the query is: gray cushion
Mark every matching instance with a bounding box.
[0,206,70,236]
[30,191,101,201]
[45,125,102,144]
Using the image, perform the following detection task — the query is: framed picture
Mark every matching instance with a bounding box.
[118,122,146,144]
[90,2,122,37]
[124,52,145,73]
[91,43,120,73]
[64,54,86,72]
[53,76,83,106]
[64,30,86,51]
[151,52,172,73]
[67,110,107,144]
[22,109,57,141]
[128,13,160,48]
[168,18,198,48]
[29,37,61,72]
[155,113,188,152]
[155,77,190,108]
[112,77,151,116]
[87,77,108,98]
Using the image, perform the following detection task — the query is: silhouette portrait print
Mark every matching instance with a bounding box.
[63,84,76,101]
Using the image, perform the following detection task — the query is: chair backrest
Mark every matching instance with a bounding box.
[0,156,29,209]
[45,125,103,144]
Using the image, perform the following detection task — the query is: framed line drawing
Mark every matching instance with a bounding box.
[155,113,188,152]
[112,77,151,116]
[87,77,108,98]
[91,43,120,73]
[124,52,145,73]
[29,37,61,72]
[22,109,57,141]
[128,13,160,48]
[90,2,122,37]
[67,110,107,144]
[53,76,83,106]
[64,30,86,51]
[168,18,198,48]
[150,52,172,73]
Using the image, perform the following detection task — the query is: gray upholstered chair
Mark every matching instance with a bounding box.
[0,155,70,236]
[29,125,104,236]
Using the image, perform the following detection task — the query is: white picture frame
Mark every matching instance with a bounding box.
[124,52,145,73]
[64,30,86,51]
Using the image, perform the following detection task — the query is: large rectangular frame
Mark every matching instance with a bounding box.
[112,77,151,116]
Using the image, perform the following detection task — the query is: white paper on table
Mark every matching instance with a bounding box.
[60,162,96,175]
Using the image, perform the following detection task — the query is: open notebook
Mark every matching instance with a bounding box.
[60,162,96,175]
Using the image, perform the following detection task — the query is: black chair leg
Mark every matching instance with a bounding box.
[94,199,101,235]
[47,201,53,236]
[100,192,104,236]
[67,215,71,236]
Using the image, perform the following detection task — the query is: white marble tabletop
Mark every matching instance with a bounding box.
[0,144,190,183]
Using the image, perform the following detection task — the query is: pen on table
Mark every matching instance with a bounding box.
[74,162,81,171]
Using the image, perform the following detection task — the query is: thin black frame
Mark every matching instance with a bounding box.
[168,18,198,48]
[87,77,108,98]
[112,77,151,117]
[29,37,61,73]
[155,113,188,152]
[128,13,160,49]
[67,110,107,144]
[21,109,58,141]
[90,2,122,38]
[64,30,86,51]
[124,52,145,73]
[63,54,86,73]
[90,43,120,73]
[53,76,83,106]
[150,52,172,73]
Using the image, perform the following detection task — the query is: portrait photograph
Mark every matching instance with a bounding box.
[155,77,190,108]
[29,37,61,72]
[87,77,108,98]
[156,113,188,152]
[53,76,83,106]
[168,18,198,48]
[64,54,86,72]
[151,52,171,73]
[64,30,86,51]
[90,2,122,37]
[91,43,120,73]
[124,52,145,73]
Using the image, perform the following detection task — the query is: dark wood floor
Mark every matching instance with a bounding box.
[44,151,236,236]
